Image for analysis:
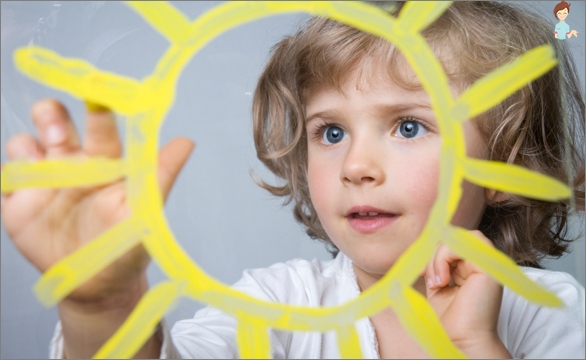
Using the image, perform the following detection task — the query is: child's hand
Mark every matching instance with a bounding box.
[423,230,512,358]
[1,99,194,307]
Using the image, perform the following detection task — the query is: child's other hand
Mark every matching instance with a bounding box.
[423,230,512,358]
[1,99,194,307]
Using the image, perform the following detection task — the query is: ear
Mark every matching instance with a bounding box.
[485,188,509,204]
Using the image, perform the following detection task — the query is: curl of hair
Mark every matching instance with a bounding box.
[252,1,585,265]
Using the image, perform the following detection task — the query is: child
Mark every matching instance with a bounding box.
[2,1,584,358]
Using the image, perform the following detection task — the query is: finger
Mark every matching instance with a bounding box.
[449,230,495,286]
[158,137,195,201]
[431,243,460,289]
[2,136,51,228]
[423,243,442,291]
[83,102,122,158]
[423,243,440,289]
[5,133,45,162]
[424,261,436,291]
[31,99,81,158]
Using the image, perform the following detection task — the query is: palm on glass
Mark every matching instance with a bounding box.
[1,99,194,306]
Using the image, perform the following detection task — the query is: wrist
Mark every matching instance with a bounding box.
[457,334,512,359]
[59,273,149,315]
[58,275,151,358]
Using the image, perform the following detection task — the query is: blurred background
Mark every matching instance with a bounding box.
[1,1,584,358]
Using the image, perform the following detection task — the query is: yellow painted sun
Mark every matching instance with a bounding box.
[1,2,569,358]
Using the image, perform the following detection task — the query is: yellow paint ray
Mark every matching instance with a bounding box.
[451,45,557,123]
[346,287,393,324]
[34,217,144,307]
[323,2,400,41]
[125,2,191,44]
[85,101,110,112]
[140,211,209,282]
[236,320,272,359]
[434,156,465,225]
[1,158,125,193]
[203,291,352,332]
[13,47,144,114]
[337,324,363,359]
[397,1,453,34]
[393,286,466,358]
[144,2,391,91]
[94,280,181,358]
[462,157,571,201]
[381,228,439,289]
[173,1,396,75]
[331,0,452,117]
[445,227,563,307]
[197,286,354,332]
[384,21,457,152]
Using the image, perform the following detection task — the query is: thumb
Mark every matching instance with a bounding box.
[158,137,195,201]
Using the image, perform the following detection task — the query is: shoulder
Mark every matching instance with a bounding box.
[499,267,585,358]
[232,253,358,307]
[520,267,583,299]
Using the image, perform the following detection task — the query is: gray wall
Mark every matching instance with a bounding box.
[1,2,583,358]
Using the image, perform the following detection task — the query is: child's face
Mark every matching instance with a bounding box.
[557,8,568,21]
[305,65,487,282]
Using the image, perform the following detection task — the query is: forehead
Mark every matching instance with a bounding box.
[557,7,568,13]
[304,66,458,128]
[304,53,463,109]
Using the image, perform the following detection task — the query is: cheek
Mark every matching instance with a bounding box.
[307,148,337,216]
[393,146,440,217]
[404,167,438,209]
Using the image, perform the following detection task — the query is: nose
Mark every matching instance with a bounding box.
[340,139,386,186]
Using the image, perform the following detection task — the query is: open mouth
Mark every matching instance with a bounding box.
[346,207,398,233]
[349,212,396,220]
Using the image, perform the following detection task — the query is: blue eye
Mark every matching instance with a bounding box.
[397,120,428,139]
[323,126,346,144]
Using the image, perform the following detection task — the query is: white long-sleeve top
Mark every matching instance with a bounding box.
[50,253,585,358]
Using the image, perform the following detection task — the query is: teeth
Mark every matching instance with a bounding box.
[357,212,379,216]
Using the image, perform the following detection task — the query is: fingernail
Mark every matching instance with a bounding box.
[45,124,67,145]
[426,277,433,288]
[435,275,441,286]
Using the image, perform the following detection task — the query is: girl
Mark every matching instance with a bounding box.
[2,1,584,358]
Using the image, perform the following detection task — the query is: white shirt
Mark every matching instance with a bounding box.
[50,253,585,358]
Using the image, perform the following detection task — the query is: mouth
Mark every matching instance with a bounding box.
[346,206,398,234]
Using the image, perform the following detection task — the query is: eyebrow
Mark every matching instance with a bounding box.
[373,102,433,116]
[305,109,344,123]
[305,102,433,123]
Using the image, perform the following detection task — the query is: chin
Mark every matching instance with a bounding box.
[355,255,398,276]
